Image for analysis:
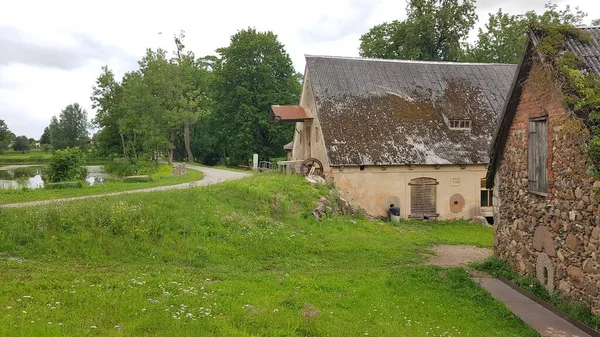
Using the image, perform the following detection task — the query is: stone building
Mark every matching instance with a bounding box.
[272,55,516,219]
[486,27,600,312]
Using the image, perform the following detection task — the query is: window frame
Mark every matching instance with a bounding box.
[480,178,493,207]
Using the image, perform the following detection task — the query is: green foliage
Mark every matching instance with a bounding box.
[0,174,538,336]
[123,175,151,183]
[531,24,600,171]
[474,257,600,330]
[45,147,88,183]
[466,3,587,64]
[593,19,600,26]
[11,135,29,153]
[0,166,203,204]
[45,181,83,189]
[0,119,13,153]
[211,28,301,165]
[48,103,90,150]
[104,158,158,177]
[360,0,477,61]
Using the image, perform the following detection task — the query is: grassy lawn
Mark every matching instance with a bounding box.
[0,165,204,205]
[0,151,53,165]
[0,174,537,336]
[0,151,109,165]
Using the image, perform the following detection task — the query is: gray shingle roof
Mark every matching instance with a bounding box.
[305,56,517,166]
[564,27,600,76]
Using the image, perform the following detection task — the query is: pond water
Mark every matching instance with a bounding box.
[0,165,110,189]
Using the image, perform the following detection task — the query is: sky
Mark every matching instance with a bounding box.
[0,0,598,139]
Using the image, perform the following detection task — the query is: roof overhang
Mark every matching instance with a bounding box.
[270,105,312,123]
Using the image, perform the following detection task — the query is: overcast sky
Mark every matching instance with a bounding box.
[1,0,598,139]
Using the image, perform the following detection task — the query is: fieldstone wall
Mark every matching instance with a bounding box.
[494,64,600,313]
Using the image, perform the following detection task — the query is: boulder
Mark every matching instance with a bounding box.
[470,216,490,225]
[533,226,556,257]
[566,234,580,252]
[567,266,584,287]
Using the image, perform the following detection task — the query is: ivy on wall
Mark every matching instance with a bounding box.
[532,25,600,172]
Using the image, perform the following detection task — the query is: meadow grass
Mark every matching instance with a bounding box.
[0,165,204,204]
[0,174,537,336]
[0,151,109,166]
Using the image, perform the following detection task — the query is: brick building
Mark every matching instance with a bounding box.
[486,27,600,313]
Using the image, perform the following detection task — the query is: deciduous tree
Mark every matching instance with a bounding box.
[212,28,301,165]
[359,0,477,61]
[12,135,30,153]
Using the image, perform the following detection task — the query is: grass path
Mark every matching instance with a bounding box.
[0,164,250,208]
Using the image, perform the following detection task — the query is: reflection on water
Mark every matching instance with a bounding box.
[0,165,109,189]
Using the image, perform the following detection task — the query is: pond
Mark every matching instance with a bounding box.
[0,165,110,189]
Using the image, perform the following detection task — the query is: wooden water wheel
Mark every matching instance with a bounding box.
[300,158,324,177]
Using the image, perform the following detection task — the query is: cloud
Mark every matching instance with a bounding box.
[299,0,386,44]
[0,25,134,71]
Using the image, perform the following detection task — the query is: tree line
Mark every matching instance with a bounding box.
[90,29,300,166]
[359,1,598,64]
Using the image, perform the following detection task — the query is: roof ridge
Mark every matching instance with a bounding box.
[304,54,516,66]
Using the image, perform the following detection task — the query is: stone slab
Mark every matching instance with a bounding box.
[474,278,594,337]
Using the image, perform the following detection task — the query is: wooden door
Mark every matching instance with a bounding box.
[410,177,437,218]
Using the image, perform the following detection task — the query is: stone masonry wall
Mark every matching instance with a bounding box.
[495,64,600,313]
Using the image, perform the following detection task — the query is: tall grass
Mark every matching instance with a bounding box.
[0,174,537,336]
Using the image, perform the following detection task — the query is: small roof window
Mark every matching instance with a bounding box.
[449,120,471,130]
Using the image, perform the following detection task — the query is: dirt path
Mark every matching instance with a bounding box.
[0,164,251,209]
[425,245,493,267]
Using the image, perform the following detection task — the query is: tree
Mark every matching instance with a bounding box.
[91,66,126,156]
[12,135,30,153]
[0,119,12,153]
[465,3,587,63]
[592,19,600,26]
[39,127,51,145]
[359,0,477,61]
[48,103,90,150]
[171,31,211,163]
[212,28,301,165]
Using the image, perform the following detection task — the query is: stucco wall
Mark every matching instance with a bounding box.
[331,164,490,219]
[290,73,331,175]
[494,63,600,313]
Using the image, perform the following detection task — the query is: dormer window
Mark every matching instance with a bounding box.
[449,120,471,130]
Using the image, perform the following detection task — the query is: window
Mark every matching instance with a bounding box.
[480,178,493,207]
[528,118,548,195]
[410,177,438,218]
[449,120,471,130]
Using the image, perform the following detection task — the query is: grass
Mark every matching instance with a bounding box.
[0,165,204,205]
[0,174,538,336]
[0,151,109,165]
[474,256,600,331]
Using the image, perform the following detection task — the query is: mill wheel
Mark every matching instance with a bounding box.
[300,158,324,177]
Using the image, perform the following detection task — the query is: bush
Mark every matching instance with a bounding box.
[46,147,88,183]
[104,158,158,177]
[45,181,83,189]
[123,175,151,183]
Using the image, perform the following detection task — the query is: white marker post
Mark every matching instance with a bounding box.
[253,154,259,171]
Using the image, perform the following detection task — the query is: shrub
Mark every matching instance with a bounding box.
[123,175,151,183]
[45,181,83,189]
[104,158,158,177]
[46,147,88,182]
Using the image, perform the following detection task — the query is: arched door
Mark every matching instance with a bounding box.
[410,177,438,219]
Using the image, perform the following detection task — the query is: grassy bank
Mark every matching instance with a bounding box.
[0,151,109,166]
[0,174,537,336]
[474,257,600,330]
[0,165,204,205]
